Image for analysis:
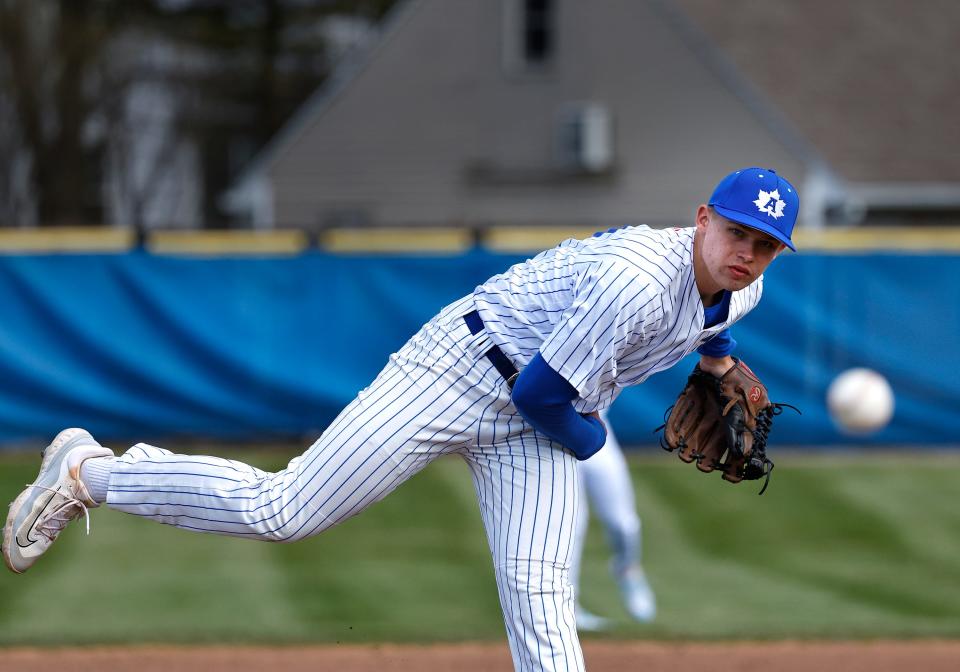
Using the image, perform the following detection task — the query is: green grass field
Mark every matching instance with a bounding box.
[1,449,959,646]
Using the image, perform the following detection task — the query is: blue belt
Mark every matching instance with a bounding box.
[464,310,519,389]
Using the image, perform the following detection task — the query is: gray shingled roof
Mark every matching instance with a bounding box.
[672,0,960,184]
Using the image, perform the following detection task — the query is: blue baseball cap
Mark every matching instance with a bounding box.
[708,167,799,251]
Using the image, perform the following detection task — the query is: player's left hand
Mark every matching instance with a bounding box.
[656,359,796,494]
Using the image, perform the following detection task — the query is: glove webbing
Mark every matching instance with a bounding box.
[655,371,799,495]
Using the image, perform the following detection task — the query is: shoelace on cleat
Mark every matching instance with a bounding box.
[25,484,92,539]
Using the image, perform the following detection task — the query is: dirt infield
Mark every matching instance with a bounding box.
[5,641,960,672]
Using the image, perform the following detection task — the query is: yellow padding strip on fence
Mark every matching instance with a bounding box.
[147,230,309,255]
[484,226,601,253]
[1,225,957,254]
[0,228,136,253]
[486,226,960,253]
[791,227,960,251]
[319,227,474,253]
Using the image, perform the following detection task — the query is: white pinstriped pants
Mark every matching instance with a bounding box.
[106,295,585,672]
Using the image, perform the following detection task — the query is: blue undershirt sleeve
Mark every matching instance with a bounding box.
[696,328,737,357]
[510,352,607,461]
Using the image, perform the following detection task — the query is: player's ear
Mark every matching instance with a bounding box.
[695,204,711,232]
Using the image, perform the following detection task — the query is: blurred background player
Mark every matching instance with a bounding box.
[571,409,655,631]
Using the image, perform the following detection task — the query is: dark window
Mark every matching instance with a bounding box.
[524,0,554,64]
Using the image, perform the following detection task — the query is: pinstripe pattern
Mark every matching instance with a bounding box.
[474,225,762,411]
[464,422,584,671]
[104,226,766,671]
[107,294,584,671]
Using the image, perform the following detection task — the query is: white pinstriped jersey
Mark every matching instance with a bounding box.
[473,226,763,412]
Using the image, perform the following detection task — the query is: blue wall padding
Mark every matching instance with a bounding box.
[0,249,955,447]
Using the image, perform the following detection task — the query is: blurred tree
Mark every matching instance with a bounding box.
[0,0,116,226]
[0,0,397,227]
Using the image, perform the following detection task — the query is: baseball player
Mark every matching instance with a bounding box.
[4,167,798,672]
[571,411,656,631]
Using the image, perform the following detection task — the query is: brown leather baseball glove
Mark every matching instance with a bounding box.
[658,359,794,494]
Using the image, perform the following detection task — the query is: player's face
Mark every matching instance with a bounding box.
[695,205,784,294]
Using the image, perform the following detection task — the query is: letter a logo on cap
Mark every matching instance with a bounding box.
[709,167,799,250]
[754,189,786,219]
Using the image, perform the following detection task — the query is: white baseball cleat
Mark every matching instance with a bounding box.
[575,604,610,632]
[2,428,114,574]
[617,565,657,622]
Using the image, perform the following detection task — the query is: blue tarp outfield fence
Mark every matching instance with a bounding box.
[0,249,956,447]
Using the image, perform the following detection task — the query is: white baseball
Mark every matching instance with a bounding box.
[826,368,895,434]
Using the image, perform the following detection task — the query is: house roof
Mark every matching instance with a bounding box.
[671,0,960,184]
